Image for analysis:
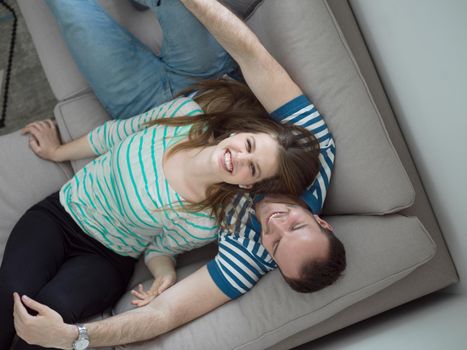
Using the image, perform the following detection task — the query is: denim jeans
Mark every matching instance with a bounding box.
[45,0,239,119]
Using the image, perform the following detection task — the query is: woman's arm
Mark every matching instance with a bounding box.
[130,255,177,307]
[22,97,203,162]
[21,120,95,162]
[180,0,303,113]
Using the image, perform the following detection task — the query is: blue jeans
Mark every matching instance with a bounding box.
[45,0,239,119]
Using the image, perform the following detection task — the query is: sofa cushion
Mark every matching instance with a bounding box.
[54,93,110,173]
[0,131,73,262]
[246,0,415,215]
[114,215,436,350]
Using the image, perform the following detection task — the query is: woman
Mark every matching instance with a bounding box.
[0,77,319,350]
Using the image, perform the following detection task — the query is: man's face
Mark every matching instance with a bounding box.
[256,195,332,279]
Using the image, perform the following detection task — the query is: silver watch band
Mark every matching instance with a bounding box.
[73,324,90,350]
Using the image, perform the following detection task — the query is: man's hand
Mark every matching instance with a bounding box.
[180,0,303,112]
[13,293,77,350]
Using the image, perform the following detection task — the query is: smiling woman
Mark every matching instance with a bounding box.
[215,132,280,186]
[146,79,321,225]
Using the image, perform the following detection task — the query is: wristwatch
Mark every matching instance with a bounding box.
[73,324,90,350]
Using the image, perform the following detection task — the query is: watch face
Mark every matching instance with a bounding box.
[74,338,90,350]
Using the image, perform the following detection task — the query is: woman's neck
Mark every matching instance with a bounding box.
[164,145,221,203]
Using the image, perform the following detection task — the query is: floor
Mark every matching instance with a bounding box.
[0,0,55,136]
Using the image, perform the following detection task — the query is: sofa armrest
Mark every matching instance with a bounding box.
[54,93,110,173]
[0,131,73,261]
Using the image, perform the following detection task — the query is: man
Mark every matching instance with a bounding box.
[13,0,345,348]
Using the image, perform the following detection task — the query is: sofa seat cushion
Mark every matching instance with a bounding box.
[247,0,415,215]
[113,215,436,350]
[0,131,73,262]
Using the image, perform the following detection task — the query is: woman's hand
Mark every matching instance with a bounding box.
[131,271,177,307]
[21,119,62,161]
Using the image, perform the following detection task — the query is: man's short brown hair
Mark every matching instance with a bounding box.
[282,227,346,293]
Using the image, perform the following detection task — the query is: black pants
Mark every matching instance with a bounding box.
[0,192,136,350]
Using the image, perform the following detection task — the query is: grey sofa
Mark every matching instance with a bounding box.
[0,0,458,349]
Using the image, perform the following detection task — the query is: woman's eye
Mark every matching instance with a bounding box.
[250,163,256,177]
[246,139,252,152]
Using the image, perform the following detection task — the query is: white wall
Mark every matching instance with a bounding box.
[349,0,467,295]
[296,1,467,348]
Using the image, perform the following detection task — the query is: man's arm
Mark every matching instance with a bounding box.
[180,1,336,214]
[14,266,230,349]
[180,0,303,113]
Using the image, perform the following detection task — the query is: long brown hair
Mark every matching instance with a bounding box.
[146,79,320,225]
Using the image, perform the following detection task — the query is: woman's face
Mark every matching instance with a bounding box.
[213,132,280,187]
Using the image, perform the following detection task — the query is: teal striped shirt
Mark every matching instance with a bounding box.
[59,97,218,263]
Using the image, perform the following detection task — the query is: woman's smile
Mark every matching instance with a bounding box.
[224,149,233,173]
[219,148,234,174]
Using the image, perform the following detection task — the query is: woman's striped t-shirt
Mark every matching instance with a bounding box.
[207,95,336,299]
[59,97,219,264]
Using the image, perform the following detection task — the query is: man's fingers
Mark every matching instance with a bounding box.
[21,295,49,315]
[13,292,29,321]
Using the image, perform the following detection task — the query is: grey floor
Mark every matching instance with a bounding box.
[0,0,56,136]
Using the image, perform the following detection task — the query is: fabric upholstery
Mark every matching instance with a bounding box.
[54,93,109,173]
[0,131,73,262]
[246,0,415,215]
